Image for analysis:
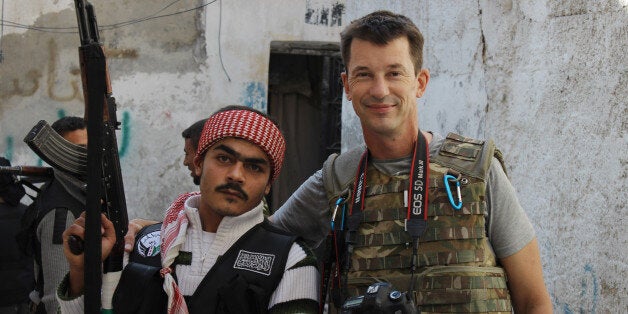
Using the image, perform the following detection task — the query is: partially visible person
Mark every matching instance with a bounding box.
[0,157,33,314]
[20,116,87,314]
[58,106,319,313]
[182,119,208,185]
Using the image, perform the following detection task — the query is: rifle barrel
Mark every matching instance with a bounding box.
[0,166,54,177]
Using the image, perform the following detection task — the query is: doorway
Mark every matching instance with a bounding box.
[267,41,344,211]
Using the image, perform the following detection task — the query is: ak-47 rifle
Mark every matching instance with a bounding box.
[72,1,128,313]
[24,119,88,180]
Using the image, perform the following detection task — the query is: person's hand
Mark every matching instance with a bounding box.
[62,212,117,296]
[124,218,159,252]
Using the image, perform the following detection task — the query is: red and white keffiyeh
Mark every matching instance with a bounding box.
[195,109,286,183]
[160,192,199,314]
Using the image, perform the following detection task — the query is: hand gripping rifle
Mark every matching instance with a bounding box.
[73,1,128,313]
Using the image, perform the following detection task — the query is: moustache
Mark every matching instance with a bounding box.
[215,183,248,201]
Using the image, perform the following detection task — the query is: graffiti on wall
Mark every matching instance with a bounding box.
[1,37,138,101]
[553,264,599,314]
[3,70,41,99]
[3,137,14,162]
[305,1,345,27]
[241,82,267,111]
[47,39,81,102]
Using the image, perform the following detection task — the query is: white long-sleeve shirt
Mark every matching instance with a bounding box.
[57,195,319,313]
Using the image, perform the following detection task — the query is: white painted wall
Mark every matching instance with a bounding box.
[1,0,625,311]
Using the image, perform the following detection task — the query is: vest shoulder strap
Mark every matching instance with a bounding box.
[33,178,84,224]
[431,132,502,180]
[321,134,507,202]
[16,177,83,293]
[321,146,364,202]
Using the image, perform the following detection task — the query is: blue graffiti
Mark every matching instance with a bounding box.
[118,111,131,158]
[554,264,599,314]
[241,82,267,111]
[580,264,598,313]
[57,109,66,119]
[3,136,13,161]
[562,304,573,314]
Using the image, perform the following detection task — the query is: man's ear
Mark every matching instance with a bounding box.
[415,68,430,98]
[341,71,351,100]
[193,154,204,177]
[264,182,271,195]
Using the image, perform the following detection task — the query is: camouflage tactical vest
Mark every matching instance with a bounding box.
[322,133,512,313]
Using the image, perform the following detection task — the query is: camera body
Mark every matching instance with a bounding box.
[340,282,417,314]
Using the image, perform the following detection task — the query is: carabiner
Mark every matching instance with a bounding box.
[331,197,345,230]
[444,174,463,210]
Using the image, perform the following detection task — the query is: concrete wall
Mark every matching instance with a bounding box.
[1,0,625,311]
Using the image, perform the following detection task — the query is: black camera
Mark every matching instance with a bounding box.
[340,282,417,314]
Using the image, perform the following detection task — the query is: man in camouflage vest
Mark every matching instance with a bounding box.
[270,10,552,313]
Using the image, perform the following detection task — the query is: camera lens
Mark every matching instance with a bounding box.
[389,290,402,301]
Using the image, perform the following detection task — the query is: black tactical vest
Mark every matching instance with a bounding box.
[113,220,297,314]
[16,176,84,312]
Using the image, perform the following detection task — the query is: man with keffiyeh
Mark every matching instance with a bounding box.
[56,106,319,313]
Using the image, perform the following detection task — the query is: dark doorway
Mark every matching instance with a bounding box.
[267,41,343,211]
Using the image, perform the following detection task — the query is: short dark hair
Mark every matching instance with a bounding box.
[50,116,85,137]
[181,119,208,151]
[340,10,425,74]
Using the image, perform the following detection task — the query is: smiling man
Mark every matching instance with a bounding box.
[57,106,319,314]
[270,10,552,313]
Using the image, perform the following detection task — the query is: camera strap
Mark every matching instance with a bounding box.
[349,130,429,233]
[345,130,430,298]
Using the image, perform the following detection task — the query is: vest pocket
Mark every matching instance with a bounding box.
[414,265,511,312]
[216,274,267,314]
